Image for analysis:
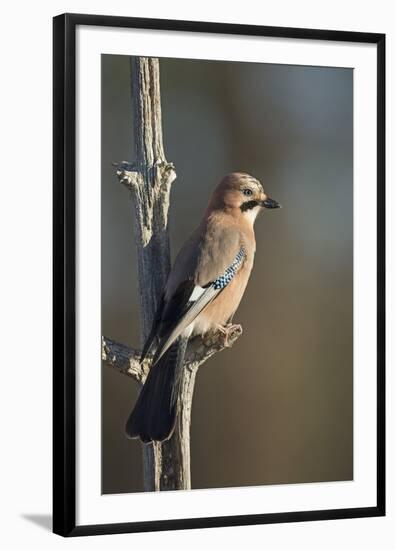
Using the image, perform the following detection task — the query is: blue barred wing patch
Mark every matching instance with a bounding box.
[213,248,246,290]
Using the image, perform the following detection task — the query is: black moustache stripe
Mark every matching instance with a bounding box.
[240,200,259,212]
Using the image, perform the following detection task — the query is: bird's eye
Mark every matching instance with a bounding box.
[243,188,253,197]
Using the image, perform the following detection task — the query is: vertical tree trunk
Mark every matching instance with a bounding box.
[120,57,194,491]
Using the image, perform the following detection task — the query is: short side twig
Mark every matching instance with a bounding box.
[102,325,242,384]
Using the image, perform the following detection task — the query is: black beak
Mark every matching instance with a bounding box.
[261,197,281,209]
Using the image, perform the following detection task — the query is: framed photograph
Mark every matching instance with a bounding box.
[53,13,385,536]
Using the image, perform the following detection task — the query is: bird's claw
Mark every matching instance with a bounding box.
[216,323,242,347]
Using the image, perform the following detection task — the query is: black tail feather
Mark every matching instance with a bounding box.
[125,336,188,443]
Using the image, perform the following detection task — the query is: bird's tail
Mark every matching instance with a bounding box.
[125,336,188,443]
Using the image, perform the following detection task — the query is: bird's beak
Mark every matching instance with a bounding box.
[261,197,282,209]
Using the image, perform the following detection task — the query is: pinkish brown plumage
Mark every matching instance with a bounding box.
[125,172,281,443]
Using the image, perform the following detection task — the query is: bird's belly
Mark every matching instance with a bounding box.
[192,265,252,336]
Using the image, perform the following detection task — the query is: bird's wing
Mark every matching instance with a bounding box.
[139,293,165,362]
[152,246,246,364]
[140,279,195,364]
[140,218,235,362]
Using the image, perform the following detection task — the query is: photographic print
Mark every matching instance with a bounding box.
[53,14,385,536]
[101,55,353,494]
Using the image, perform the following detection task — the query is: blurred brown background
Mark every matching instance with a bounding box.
[101,55,353,494]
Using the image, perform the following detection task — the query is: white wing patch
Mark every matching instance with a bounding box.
[189,285,206,302]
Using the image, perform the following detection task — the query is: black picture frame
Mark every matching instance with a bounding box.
[53,13,386,537]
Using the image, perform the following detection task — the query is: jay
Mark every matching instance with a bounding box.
[125,172,281,443]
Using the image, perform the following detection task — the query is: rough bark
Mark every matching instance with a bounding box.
[105,57,242,491]
[117,57,175,492]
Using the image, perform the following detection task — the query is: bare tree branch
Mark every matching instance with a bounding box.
[102,325,242,383]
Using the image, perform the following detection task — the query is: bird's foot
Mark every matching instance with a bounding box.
[216,323,242,347]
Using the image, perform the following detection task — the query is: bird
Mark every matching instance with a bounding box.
[125,172,281,443]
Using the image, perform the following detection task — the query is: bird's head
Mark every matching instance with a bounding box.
[208,172,281,223]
